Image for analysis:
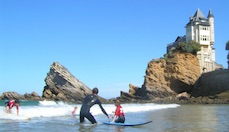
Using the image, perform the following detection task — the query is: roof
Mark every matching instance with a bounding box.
[186,9,210,27]
[192,9,207,21]
[207,9,214,18]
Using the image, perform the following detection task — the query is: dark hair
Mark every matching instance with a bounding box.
[92,87,99,94]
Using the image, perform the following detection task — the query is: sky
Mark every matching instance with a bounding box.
[0,0,228,99]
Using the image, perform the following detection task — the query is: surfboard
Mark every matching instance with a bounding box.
[103,120,152,126]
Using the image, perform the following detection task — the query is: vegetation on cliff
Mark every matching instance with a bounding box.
[164,41,201,62]
[175,41,201,54]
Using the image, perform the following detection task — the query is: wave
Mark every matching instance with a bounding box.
[0,101,180,120]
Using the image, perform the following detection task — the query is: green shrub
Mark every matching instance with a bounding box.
[175,41,200,54]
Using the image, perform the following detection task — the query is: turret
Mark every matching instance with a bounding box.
[208,9,214,45]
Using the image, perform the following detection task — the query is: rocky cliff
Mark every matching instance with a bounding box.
[144,52,201,97]
[42,62,92,102]
[121,52,201,100]
[119,51,229,104]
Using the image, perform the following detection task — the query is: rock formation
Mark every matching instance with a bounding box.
[0,91,42,100]
[121,52,201,100]
[191,69,229,99]
[1,53,228,104]
[119,51,229,104]
[42,62,106,102]
[24,92,43,100]
[0,92,25,100]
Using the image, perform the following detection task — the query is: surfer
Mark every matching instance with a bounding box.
[72,106,78,117]
[5,99,20,115]
[111,99,125,123]
[79,87,109,124]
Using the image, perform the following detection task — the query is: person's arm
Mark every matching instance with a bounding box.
[97,99,109,118]
[112,107,119,122]
[98,103,108,117]
[112,115,117,122]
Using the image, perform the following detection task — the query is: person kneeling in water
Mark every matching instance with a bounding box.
[112,99,125,123]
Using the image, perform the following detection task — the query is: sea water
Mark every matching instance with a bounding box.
[0,100,228,132]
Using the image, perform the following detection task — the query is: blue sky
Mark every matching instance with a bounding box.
[0,0,228,99]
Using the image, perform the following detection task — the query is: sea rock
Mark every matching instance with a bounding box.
[118,51,229,104]
[0,91,43,101]
[42,62,106,102]
[119,52,201,101]
[191,69,229,99]
[142,52,201,98]
[0,92,25,100]
[24,92,43,100]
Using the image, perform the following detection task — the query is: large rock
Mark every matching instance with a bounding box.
[0,92,25,100]
[0,91,43,101]
[191,69,229,99]
[24,92,43,100]
[42,62,106,102]
[142,52,201,98]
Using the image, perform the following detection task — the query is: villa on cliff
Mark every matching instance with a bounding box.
[167,9,216,73]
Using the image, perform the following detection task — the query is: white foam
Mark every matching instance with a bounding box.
[90,103,180,115]
[0,103,180,120]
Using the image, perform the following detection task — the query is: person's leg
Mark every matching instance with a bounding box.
[115,116,125,123]
[115,116,121,123]
[5,106,10,113]
[80,114,85,123]
[85,113,97,124]
[120,116,125,123]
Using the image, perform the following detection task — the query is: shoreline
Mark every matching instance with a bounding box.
[1,96,229,105]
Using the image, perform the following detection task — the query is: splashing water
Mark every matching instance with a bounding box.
[0,100,180,121]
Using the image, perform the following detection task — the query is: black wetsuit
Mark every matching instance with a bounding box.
[80,94,108,124]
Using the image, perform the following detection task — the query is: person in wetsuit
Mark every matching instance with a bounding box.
[80,87,109,124]
[5,99,20,115]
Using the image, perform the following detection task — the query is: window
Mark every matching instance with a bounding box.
[200,35,209,41]
[200,26,208,31]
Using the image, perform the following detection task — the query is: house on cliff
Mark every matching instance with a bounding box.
[167,9,216,73]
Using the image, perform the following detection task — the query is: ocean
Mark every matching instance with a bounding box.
[0,100,228,132]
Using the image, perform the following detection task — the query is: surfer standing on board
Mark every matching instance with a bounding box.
[79,87,109,124]
[5,99,20,115]
[111,99,125,123]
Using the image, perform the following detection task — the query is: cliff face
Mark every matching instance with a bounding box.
[42,62,92,102]
[142,52,201,98]
[121,52,201,99]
